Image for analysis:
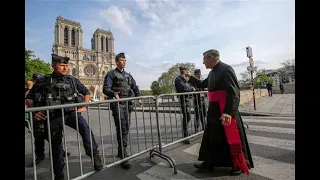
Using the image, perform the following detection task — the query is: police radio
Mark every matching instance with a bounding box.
[70,78,84,104]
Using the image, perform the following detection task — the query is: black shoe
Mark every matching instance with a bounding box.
[120,160,131,169]
[36,154,45,165]
[230,169,241,176]
[117,149,131,159]
[92,152,103,171]
[194,161,214,171]
[183,139,191,144]
[118,149,131,169]
[54,172,65,180]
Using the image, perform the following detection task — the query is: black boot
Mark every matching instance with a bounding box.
[117,148,131,169]
[194,161,214,171]
[36,154,45,165]
[230,168,241,176]
[54,172,65,180]
[90,151,103,171]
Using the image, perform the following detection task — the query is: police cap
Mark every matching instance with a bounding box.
[51,54,70,64]
[115,52,126,61]
[179,66,188,71]
[32,73,43,79]
[194,69,201,74]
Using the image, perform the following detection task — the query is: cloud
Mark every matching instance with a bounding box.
[135,0,150,11]
[99,5,135,36]
[25,38,40,43]
[26,0,294,90]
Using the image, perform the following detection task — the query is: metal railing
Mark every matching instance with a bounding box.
[25,91,242,179]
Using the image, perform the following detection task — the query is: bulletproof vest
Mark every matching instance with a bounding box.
[111,70,133,98]
[36,74,82,113]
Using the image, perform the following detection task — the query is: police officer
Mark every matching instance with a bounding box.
[25,73,47,164]
[26,54,103,180]
[192,69,207,132]
[174,67,195,144]
[25,73,43,98]
[103,52,141,169]
[25,72,71,165]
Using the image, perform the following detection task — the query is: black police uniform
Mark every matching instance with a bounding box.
[26,54,103,180]
[25,73,48,164]
[174,67,194,140]
[192,69,207,132]
[103,53,140,162]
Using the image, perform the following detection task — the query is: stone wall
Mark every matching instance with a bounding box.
[272,83,295,94]
[239,89,268,105]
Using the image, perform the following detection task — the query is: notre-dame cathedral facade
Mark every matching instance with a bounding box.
[52,15,116,100]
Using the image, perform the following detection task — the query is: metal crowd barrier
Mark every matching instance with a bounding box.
[25,96,178,180]
[25,91,218,179]
[150,91,208,174]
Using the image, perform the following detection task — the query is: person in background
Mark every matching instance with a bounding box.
[192,69,207,132]
[174,66,195,144]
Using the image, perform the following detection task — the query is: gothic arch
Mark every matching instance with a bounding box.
[64,27,68,45]
[101,36,104,51]
[72,68,77,76]
[106,37,109,52]
[71,28,76,47]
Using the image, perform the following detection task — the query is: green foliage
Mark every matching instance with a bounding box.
[239,72,251,85]
[150,81,161,95]
[25,49,52,83]
[254,73,274,88]
[154,62,196,94]
[140,90,153,96]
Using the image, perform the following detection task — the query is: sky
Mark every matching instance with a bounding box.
[25,0,295,90]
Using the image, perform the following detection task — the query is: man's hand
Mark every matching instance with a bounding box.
[138,99,142,105]
[114,92,120,99]
[192,87,196,91]
[220,113,232,126]
[77,106,87,113]
[35,112,47,121]
[78,94,84,100]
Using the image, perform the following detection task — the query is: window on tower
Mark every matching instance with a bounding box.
[72,69,76,76]
[101,37,104,51]
[64,27,68,45]
[71,29,75,47]
[106,38,108,52]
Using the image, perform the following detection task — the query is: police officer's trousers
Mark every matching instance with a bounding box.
[111,103,131,153]
[193,97,207,131]
[45,112,98,177]
[180,103,191,137]
[25,116,47,158]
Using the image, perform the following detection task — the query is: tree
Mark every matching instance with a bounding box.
[280,59,295,79]
[254,73,274,88]
[239,72,251,85]
[150,81,161,95]
[25,49,52,83]
[140,90,153,96]
[156,62,196,94]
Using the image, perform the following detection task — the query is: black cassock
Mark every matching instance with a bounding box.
[189,61,254,171]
